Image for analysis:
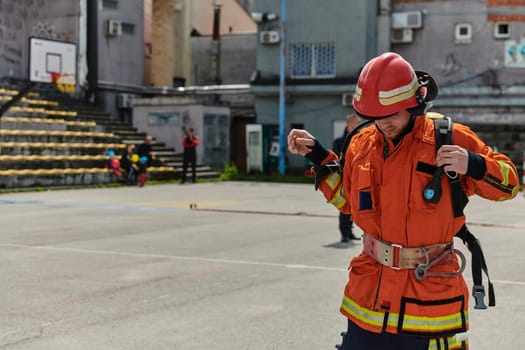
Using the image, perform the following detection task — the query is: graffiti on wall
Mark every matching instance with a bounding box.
[31,21,59,40]
[0,0,76,78]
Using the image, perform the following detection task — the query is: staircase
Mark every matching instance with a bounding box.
[72,107,221,181]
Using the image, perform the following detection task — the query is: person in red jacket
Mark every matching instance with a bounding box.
[181,128,200,184]
[288,52,519,350]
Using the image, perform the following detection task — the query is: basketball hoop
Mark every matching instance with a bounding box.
[29,38,77,93]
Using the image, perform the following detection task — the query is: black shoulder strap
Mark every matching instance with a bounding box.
[456,225,496,308]
[432,115,495,309]
[432,116,469,218]
[433,116,452,153]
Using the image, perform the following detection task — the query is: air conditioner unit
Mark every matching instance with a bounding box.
[117,93,133,109]
[391,28,414,44]
[391,11,423,29]
[342,92,353,106]
[259,30,280,44]
[107,19,122,36]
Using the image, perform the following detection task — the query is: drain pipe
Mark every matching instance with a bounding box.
[86,0,99,105]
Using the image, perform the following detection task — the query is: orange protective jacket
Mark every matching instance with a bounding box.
[316,115,519,340]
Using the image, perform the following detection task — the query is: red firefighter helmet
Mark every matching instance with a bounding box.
[352,52,436,119]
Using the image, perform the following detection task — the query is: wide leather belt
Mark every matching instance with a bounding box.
[363,233,452,270]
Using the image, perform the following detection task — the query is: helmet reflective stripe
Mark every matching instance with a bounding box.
[378,75,418,106]
[353,85,362,102]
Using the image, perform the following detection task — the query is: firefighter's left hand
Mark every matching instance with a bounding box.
[436,145,468,175]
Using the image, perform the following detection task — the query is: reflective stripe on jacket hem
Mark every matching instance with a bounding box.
[428,336,469,350]
[340,295,469,336]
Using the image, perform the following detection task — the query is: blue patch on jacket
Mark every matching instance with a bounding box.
[359,191,373,210]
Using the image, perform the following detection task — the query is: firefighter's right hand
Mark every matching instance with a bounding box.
[288,129,315,156]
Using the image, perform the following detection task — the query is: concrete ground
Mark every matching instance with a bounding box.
[0,181,523,349]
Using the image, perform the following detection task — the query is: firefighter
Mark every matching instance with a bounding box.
[287,52,519,350]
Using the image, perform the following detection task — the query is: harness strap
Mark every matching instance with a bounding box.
[432,116,469,218]
[431,114,494,308]
[448,176,469,218]
[455,225,495,308]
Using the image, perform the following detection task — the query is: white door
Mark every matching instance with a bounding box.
[246,124,263,173]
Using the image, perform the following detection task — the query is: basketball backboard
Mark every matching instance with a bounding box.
[29,37,77,88]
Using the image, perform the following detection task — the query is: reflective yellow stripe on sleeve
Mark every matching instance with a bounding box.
[493,160,519,200]
[326,171,340,190]
[497,160,511,186]
[327,185,346,209]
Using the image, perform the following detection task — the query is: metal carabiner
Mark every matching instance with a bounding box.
[414,248,431,281]
[414,264,428,280]
[414,248,466,281]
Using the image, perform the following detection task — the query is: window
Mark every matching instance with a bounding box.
[455,23,472,44]
[494,23,511,39]
[289,42,336,78]
[102,0,119,10]
[121,22,135,35]
[203,114,229,149]
[148,112,179,125]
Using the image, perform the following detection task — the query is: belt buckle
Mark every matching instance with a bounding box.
[389,243,403,270]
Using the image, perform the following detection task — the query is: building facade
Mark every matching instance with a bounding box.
[391,0,525,87]
[251,0,525,173]
[390,0,525,169]
[251,0,387,171]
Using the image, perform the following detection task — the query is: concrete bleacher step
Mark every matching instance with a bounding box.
[0,142,125,155]
[0,155,107,170]
[0,166,176,188]
[0,169,114,188]
[0,129,116,144]
[0,83,218,188]
[0,116,99,132]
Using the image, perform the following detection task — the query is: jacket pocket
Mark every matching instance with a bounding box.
[397,295,467,336]
[409,161,439,214]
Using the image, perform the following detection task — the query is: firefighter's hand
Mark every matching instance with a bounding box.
[436,145,468,175]
[288,129,315,156]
